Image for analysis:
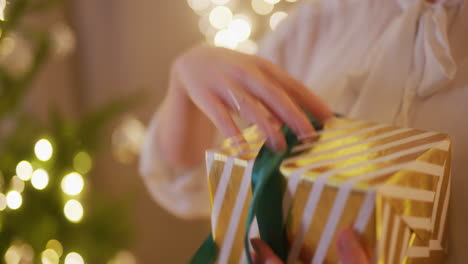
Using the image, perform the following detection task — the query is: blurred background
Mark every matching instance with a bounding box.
[0,0,298,263]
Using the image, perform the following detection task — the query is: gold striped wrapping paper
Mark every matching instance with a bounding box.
[206,118,451,264]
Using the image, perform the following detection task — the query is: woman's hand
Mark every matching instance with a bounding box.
[250,228,370,264]
[160,44,333,166]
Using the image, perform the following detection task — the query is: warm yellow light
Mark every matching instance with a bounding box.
[0,193,6,211]
[4,245,21,264]
[73,152,92,174]
[10,176,25,193]
[64,252,84,264]
[35,139,53,161]
[46,240,63,257]
[236,39,258,55]
[269,11,288,30]
[61,172,84,195]
[187,0,211,12]
[6,191,22,210]
[31,169,49,190]
[209,6,232,29]
[228,18,251,42]
[107,250,136,264]
[16,161,33,181]
[210,0,230,4]
[251,0,273,15]
[0,0,5,21]
[285,0,297,2]
[64,200,83,223]
[41,249,59,264]
[214,29,237,49]
[264,0,280,4]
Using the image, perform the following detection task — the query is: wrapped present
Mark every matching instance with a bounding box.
[206,118,451,264]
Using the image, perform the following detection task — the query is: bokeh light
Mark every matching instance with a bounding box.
[64,200,83,223]
[214,29,237,49]
[31,169,49,190]
[10,176,25,193]
[211,0,230,4]
[0,193,6,211]
[209,6,233,29]
[269,11,288,30]
[61,172,84,196]
[16,161,33,181]
[236,39,258,54]
[6,191,22,210]
[64,252,84,264]
[4,245,21,264]
[0,0,5,21]
[264,0,280,4]
[41,249,59,264]
[34,139,53,161]
[228,17,252,42]
[107,250,137,264]
[46,239,63,258]
[73,151,92,174]
[187,0,211,12]
[251,0,274,15]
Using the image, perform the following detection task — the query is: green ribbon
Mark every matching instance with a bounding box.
[191,115,324,264]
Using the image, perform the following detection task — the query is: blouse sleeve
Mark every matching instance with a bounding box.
[139,111,212,219]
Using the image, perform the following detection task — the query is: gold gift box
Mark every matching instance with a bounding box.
[206,118,451,264]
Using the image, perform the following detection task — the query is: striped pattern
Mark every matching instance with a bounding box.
[206,118,451,264]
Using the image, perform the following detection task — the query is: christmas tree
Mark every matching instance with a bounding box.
[0,0,135,263]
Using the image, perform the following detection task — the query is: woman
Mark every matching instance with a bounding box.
[140,0,468,263]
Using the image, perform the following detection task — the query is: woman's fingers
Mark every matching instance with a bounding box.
[336,229,370,264]
[250,238,283,264]
[238,67,317,141]
[221,84,286,152]
[257,59,335,124]
[193,91,246,146]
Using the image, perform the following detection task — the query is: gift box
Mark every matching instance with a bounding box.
[206,118,451,264]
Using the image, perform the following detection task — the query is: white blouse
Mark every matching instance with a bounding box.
[139,0,468,263]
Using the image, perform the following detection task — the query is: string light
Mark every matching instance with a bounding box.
[214,29,237,49]
[228,17,252,42]
[73,152,92,174]
[61,172,84,195]
[41,249,59,264]
[107,250,136,264]
[31,169,49,190]
[251,0,274,15]
[10,176,25,193]
[6,191,22,210]
[34,139,53,161]
[64,200,83,223]
[187,0,211,12]
[269,11,288,30]
[64,252,84,264]
[209,6,233,29]
[0,0,5,21]
[210,0,230,5]
[0,193,6,211]
[236,39,258,54]
[16,161,33,181]
[46,240,63,257]
[4,245,21,264]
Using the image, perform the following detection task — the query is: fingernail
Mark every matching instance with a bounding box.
[250,238,261,253]
[298,131,318,142]
[267,140,286,153]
